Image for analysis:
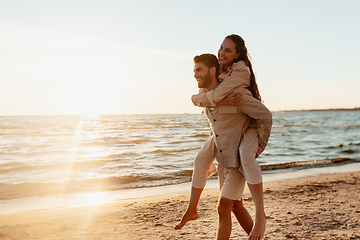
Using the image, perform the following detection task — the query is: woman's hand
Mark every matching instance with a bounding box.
[217,91,242,106]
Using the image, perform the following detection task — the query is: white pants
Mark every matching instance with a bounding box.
[191,127,262,190]
[191,135,217,189]
[239,127,263,184]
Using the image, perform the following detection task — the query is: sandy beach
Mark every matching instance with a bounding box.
[1,171,359,240]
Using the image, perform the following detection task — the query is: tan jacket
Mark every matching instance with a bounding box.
[203,88,272,167]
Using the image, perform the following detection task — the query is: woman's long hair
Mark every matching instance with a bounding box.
[225,34,261,102]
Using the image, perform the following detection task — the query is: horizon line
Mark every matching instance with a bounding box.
[0,107,359,117]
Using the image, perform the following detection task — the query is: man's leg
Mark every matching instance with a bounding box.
[232,199,253,235]
[217,167,247,239]
[175,136,216,229]
[217,197,235,240]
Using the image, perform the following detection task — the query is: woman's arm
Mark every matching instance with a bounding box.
[192,90,242,107]
[191,88,210,107]
[217,91,242,106]
[191,92,211,107]
[192,61,250,107]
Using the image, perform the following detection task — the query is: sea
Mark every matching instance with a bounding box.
[1,110,360,214]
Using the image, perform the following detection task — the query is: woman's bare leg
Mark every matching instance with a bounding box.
[175,136,216,229]
[174,186,203,229]
[247,182,266,240]
[239,127,266,239]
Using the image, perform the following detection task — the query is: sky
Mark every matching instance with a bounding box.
[0,0,359,115]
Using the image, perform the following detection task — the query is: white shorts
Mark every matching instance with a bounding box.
[218,166,246,201]
[192,127,262,189]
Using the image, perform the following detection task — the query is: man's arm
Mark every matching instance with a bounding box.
[191,61,250,107]
[237,89,272,157]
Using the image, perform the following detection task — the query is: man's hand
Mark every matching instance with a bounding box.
[217,92,242,106]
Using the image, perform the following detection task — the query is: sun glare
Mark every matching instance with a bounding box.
[83,192,106,206]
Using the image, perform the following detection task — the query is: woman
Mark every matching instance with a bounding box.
[175,34,270,240]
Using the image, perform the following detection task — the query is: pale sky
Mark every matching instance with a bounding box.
[1,0,359,115]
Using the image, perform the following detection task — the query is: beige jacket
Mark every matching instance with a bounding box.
[203,88,272,167]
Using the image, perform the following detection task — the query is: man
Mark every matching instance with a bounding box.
[190,53,272,240]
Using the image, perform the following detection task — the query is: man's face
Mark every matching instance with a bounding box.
[193,62,212,89]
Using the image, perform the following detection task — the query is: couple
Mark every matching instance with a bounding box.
[175,34,272,240]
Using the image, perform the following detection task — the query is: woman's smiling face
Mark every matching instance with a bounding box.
[218,38,240,70]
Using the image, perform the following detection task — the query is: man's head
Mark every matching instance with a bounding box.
[193,54,219,90]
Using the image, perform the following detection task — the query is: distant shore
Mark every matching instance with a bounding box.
[273,107,360,113]
[1,171,359,239]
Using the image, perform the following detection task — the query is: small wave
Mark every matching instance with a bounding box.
[0,161,26,171]
[261,158,359,171]
[125,179,190,189]
[161,124,192,129]
[79,138,151,146]
[283,124,308,127]
[0,148,72,157]
[341,149,358,154]
[0,170,194,200]
[288,148,305,151]
[99,136,119,141]
[271,130,291,133]
[81,141,103,147]
[128,126,152,130]
[277,124,353,130]
[168,140,187,144]
[116,139,151,145]
[127,121,164,129]
[0,125,24,130]
[0,159,111,175]
[174,169,193,177]
[325,144,345,149]
[349,142,360,146]
[152,146,200,154]
[82,137,150,146]
[192,133,210,138]
[106,152,139,159]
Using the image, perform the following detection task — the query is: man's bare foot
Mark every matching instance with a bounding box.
[248,215,266,240]
[174,210,199,230]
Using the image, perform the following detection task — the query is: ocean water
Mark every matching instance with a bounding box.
[0,110,359,214]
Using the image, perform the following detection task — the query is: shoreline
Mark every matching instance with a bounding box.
[1,171,359,239]
[1,162,360,216]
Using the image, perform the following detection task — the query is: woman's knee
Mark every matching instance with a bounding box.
[239,153,257,168]
[194,152,215,169]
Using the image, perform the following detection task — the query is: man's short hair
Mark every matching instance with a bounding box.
[193,53,219,77]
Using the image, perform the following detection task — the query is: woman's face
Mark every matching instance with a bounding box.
[218,39,240,69]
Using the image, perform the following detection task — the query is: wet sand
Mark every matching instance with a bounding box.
[0,171,359,239]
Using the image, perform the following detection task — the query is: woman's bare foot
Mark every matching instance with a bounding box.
[174,210,199,230]
[248,215,266,240]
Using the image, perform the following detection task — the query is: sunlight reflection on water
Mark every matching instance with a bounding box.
[82,192,106,206]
